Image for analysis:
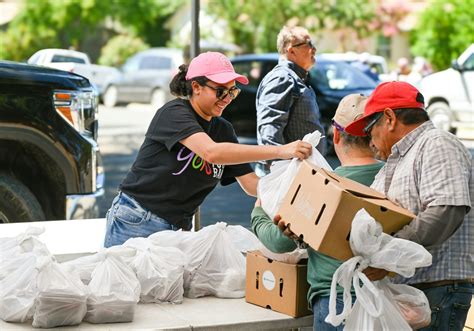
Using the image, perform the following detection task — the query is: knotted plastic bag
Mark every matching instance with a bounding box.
[33,256,88,328]
[325,209,432,330]
[84,246,141,324]
[123,237,185,304]
[0,253,38,322]
[257,130,332,219]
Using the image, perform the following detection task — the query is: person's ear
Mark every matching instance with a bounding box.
[333,128,341,144]
[384,108,397,131]
[191,81,201,96]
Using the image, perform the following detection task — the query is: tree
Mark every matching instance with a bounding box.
[411,0,474,70]
[206,0,374,54]
[0,0,184,62]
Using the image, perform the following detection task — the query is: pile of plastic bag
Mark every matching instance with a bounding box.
[1,222,281,327]
[325,209,433,330]
[0,228,88,328]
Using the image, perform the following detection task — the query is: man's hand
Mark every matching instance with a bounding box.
[273,214,299,240]
[362,267,389,281]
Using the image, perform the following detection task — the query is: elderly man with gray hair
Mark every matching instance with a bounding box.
[255,26,325,176]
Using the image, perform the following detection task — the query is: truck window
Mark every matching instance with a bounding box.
[51,55,86,64]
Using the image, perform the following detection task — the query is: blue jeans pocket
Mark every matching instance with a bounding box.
[114,203,147,226]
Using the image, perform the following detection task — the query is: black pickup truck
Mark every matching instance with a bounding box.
[0,60,104,223]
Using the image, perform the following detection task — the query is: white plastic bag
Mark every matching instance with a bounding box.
[183,223,246,298]
[0,253,38,322]
[383,282,431,329]
[123,237,185,304]
[84,247,141,324]
[325,209,432,330]
[259,246,308,264]
[33,256,88,328]
[0,227,50,263]
[257,130,332,219]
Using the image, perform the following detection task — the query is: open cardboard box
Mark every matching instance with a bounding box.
[277,161,415,261]
[245,250,311,318]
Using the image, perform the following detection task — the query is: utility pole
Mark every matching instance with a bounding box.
[191,0,201,231]
[190,0,200,59]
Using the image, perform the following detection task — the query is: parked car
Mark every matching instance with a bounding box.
[27,48,120,96]
[0,60,104,223]
[322,52,390,81]
[419,44,474,134]
[101,48,184,108]
[225,53,377,151]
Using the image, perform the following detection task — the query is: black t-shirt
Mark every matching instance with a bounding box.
[120,98,253,228]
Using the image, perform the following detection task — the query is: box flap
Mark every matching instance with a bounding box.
[313,162,386,199]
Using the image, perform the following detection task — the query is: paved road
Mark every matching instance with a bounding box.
[98,104,474,230]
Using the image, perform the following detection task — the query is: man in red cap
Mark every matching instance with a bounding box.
[345,81,473,331]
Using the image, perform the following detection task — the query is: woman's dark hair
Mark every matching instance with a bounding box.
[169,64,208,98]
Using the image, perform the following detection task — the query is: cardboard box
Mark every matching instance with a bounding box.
[277,161,415,261]
[245,250,311,317]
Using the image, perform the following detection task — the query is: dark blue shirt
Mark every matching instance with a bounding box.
[256,59,325,154]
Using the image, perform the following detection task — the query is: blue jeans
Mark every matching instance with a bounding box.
[418,282,472,331]
[312,295,355,331]
[104,192,188,247]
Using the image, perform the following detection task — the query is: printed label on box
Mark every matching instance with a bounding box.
[262,270,275,290]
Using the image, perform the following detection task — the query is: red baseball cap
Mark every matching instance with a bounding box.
[345,81,425,136]
[185,52,249,85]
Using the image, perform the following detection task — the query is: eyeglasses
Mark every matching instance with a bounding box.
[363,112,384,138]
[203,83,241,100]
[291,40,316,50]
[331,119,345,132]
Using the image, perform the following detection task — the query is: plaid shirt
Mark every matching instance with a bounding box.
[371,121,473,284]
[256,59,325,154]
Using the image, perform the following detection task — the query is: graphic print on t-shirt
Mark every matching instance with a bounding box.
[172,146,224,179]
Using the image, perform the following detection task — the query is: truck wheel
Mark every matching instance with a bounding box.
[103,85,118,108]
[0,173,45,223]
[428,102,457,134]
[150,88,166,109]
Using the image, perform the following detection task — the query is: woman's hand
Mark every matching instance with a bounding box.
[279,140,312,160]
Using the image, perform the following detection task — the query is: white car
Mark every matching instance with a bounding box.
[28,48,120,96]
[419,44,474,133]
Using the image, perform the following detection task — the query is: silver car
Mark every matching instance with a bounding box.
[102,48,184,108]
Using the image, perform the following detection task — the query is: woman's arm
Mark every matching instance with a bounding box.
[236,172,259,197]
[180,132,312,165]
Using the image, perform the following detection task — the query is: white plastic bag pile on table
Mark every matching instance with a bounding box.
[325,209,433,330]
[0,228,88,328]
[257,130,332,220]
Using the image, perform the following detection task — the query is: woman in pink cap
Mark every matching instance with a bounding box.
[104,52,312,247]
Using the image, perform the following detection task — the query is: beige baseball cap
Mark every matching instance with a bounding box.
[333,93,368,131]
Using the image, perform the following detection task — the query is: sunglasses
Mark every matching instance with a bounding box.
[291,40,316,50]
[363,112,384,138]
[203,83,241,100]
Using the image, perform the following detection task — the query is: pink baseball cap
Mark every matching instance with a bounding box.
[185,52,249,85]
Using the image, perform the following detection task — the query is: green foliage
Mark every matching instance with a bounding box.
[1,0,184,61]
[207,0,374,53]
[98,35,149,67]
[411,0,474,70]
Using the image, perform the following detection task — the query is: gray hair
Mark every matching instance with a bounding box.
[276,26,310,55]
